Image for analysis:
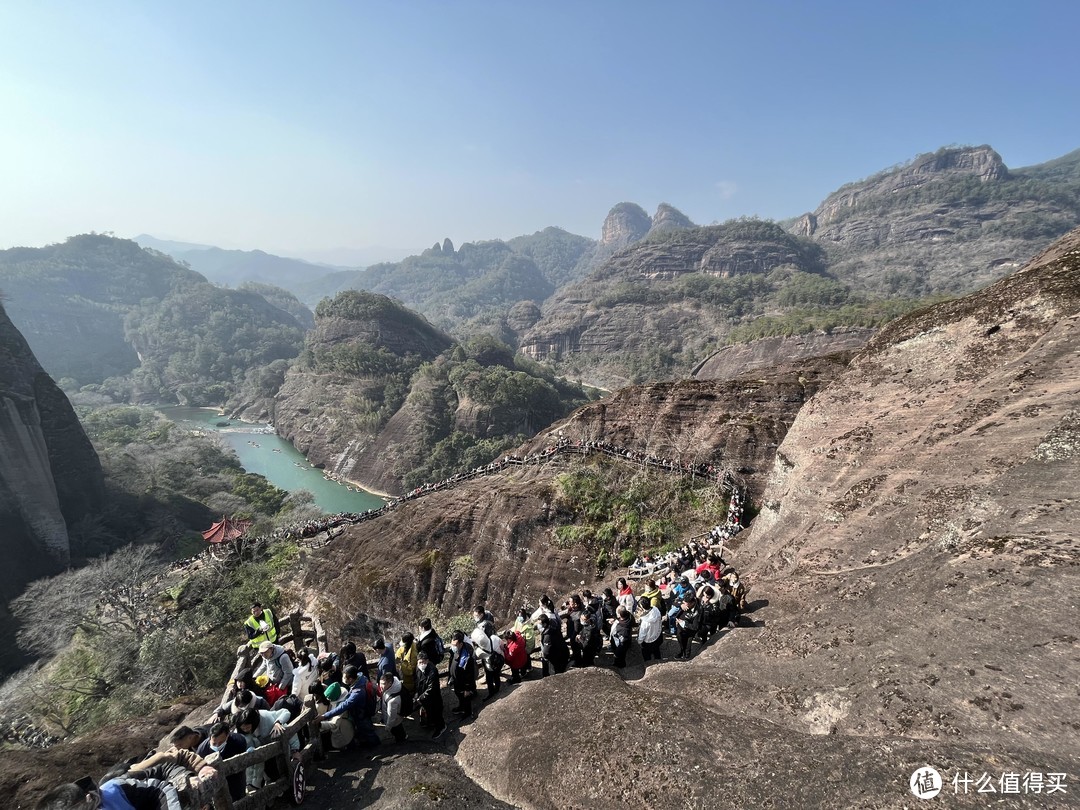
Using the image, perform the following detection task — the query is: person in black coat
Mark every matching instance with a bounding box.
[448,631,477,718]
[414,650,446,738]
[537,614,569,676]
[196,722,247,801]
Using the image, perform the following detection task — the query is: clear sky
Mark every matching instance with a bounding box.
[1,1,1077,263]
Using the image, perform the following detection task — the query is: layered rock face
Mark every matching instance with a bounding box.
[518,221,825,387]
[455,228,1080,807]
[297,366,845,635]
[0,303,105,602]
[793,146,1079,294]
[692,327,875,380]
[522,360,851,497]
[599,202,652,248]
[810,145,1009,231]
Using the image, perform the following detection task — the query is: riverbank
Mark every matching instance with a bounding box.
[157,406,385,513]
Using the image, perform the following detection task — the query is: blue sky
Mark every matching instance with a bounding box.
[1,1,1077,263]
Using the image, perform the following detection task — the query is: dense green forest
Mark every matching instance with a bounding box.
[0,235,307,402]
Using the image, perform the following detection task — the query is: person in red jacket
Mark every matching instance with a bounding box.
[502,630,528,683]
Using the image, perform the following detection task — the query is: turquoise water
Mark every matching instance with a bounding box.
[157,406,385,514]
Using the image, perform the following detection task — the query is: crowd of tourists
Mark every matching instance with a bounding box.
[39,437,748,808]
[36,539,752,810]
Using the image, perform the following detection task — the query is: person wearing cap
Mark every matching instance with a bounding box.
[252,641,294,692]
[244,603,278,649]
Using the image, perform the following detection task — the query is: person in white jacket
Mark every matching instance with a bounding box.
[379,674,407,743]
[637,597,663,663]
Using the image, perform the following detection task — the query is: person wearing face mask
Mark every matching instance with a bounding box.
[448,630,478,719]
[195,722,247,802]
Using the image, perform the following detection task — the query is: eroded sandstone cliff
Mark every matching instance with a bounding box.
[453,226,1080,808]
[0,303,105,602]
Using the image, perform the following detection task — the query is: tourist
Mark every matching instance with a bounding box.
[252,640,294,693]
[471,619,504,700]
[373,638,398,682]
[414,649,446,739]
[674,596,701,659]
[536,614,569,676]
[395,632,418,716]
[502,629,528,683]
[195,722,247,802]
[448,631,478,718]
[637,596,663,662]
[319,665,379,750]
[416,618,445,666]
[609,607,633,668]
[379,673,407,743]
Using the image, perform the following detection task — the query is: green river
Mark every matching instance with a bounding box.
[157,406,385,514]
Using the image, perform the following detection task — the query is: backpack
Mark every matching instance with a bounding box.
[362,677,378,719]
[484,634,505,671]
[432,634,446,666]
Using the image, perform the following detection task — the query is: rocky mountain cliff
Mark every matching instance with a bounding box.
[692,326,876,381]
[294,361,847,634]
[518,219,835,387]
[791,145,1080,296]
[0,301,104,605]
[250,292,591,494]
[452,227,1080,808]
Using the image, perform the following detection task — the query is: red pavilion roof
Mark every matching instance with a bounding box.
[201,516,253,544]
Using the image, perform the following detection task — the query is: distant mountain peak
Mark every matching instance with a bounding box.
[648,203,695,236]
[600,202,651,248]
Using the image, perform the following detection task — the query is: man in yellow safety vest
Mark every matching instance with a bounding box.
[245,602,278,649]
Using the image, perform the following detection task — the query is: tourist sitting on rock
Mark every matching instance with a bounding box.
[449,631,478,718]
[414,649,446,739]
[674,596,701,659]
[637,596,663,662]
[195,721,248,802]
[536,613,570,676]
[502,629,528,682]
[253,640,294,694]
[379,673,407,743]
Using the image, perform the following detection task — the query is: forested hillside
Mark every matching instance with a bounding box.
[0,235,307,404]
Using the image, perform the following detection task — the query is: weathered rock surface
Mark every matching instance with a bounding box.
[454,227,1080,808]
[645,202,694,237]
[522,362,850,498]
[793,146,1080,295]
[519,220,826,387]
[599,202,652,248]
[0,302,104,603]
[692,327,875,380]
